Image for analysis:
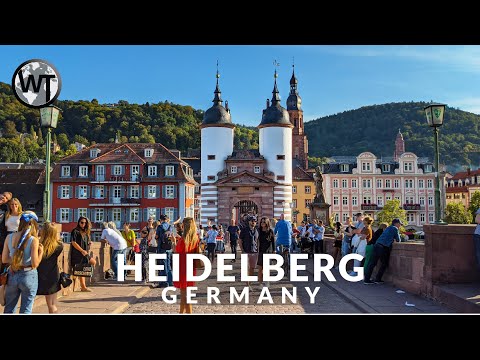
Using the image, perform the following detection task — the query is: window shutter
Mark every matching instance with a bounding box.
[127,186,131,198]
[162,185,166,198]
[86,186,91,199]
[111,166,115,175]
[69,209,73,222]
[156,185,160,199]
[120,187,125,198]
[173,185,177,199]
[69,186,73,199]
[173,208,178,221]
[156,208,160,220]
[56,209,60,222]
[143,208,148,222]
[138,186,142,198]
[86,209,91,221]
[57,186,61,199]
[121,165,125,175]
[75,186,79,199]
[74,209,78,222]
[144,186,148,198]
[138,208,142,222]
[121,210,125,223]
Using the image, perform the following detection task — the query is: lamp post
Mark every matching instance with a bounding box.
[40,105,61,222]
[424,103,447,225]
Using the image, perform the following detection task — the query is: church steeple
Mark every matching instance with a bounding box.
[394,129,405,161]
[202,62,233,127]
[287,63,302,111]
[271,68,281,105]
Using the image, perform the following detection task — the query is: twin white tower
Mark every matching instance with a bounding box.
[200,69,293,226]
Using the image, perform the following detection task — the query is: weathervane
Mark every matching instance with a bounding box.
[216,60,220,79]
[273,59,280,79]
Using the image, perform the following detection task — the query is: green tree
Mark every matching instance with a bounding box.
[376,199,408,227]
[468,191,480,223]
[57,133,70,150]
[37,128,44,145]
[29,125,36,139]
[308,156,330,169]
[445,202,473,224]
[3,120,18,138]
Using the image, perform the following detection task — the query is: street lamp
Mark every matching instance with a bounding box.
[40,105,61,222]
[424,103,447,225]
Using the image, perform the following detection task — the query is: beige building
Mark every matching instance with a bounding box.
[446,168,480,208]
[292,166,314,224]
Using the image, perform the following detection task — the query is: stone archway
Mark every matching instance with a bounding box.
[232,200,258,224]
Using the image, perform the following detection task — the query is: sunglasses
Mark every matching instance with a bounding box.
[141,231,148,234]
[79,221,87,224]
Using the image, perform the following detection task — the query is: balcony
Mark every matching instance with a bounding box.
[90,175,141,183]
[89,197,141,206]
[361,204,379,211]
[403,204,421,211]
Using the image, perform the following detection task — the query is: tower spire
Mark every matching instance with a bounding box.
[271,60,280,105]
[213,60,222,105]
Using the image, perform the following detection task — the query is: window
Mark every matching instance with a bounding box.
[112,208,121,223]
[79,166,88,177]
[334,213,339,222]
[94,208,104,222]
[60,208,70,223]
[130,185,140,198]
[254,166,260,174]
[428,196,434,206]
[292,199,297,208]
[130,208,139,223]
[333,179,339,188]
[342,213,349,222]
[362,162,371,172]
[352,196,358,206]
[420,213,426,223]
[165,185,175,199]
[386,195,392,201]
[78,185,88,199]
[277,155,285,160]
[207,176,215,181]
[94,185,104,199]
[352,179,357,188]
[382,164,390,172]
[277,175,285,181]
[207,155,215,160]
[405,179,414,188]
[78,208,87,219]
[376,179,382,188]
[113,165,122,176]
[428,213,434,222]
[60,186,70,199]
[385,179,391,188]
[60,232,71,243]
[377,196,383,206]
[427,179,433,188]
[164,207,175,221]
[333,196,339,205]
[419,196,425,206]
[292,185,297,194]
[165,165,174,176]
[407,213,415,222]
[305,199,312,207]
[404,162,413,172]
[147,208,157,221]
[406,196,415,204]
[362,179,371,188]
[148,185,157,199]
[418,179,424,189]
[148,166,157,177]
[342,179,348,188]
[305,186,311,194]
[341,164,349,172]
[145,149,154,157]
[424,165,432,172]
[394,195,401,201]
[342,196,348,206]
[61,166,70,177]
[90,149,98,158]
[363,196,372,204]
[394,179,399,188]
[230,166,237,174]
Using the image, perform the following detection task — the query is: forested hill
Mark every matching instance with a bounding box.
[0,82,258,162]
[305,102,480,169]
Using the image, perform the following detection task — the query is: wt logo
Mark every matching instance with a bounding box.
[12,59,62,109]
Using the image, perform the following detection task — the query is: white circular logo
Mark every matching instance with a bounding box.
[12,59,62,108]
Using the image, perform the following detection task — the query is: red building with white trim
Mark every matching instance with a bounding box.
[51,143,196,241]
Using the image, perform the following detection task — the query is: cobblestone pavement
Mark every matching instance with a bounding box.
[124,255,362,314]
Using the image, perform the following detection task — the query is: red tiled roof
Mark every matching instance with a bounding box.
[451,168,480,180]
[293,166,314,181]
[0,168,45,185]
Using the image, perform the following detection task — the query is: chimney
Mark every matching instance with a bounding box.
[266,99,270,108]
[467,167,471,176]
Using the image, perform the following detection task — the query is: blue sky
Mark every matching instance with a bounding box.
[1,45,480,127]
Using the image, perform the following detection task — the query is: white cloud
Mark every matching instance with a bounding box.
[449,97,480,115]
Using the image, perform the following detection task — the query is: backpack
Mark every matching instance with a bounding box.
[160,224,173,250]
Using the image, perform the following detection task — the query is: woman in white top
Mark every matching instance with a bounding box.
[5,198,22,234]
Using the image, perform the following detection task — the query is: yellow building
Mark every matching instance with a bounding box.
[292,166,314,224]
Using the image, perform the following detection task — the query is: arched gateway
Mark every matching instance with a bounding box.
[232,200,258,224]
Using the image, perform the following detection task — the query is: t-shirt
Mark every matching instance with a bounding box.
[475,208,480,235]
[121,229,136,248]
[227,225,240,241]
[101,228,128,250]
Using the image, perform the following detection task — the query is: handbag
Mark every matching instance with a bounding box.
[59,272,73,288]
[73,256,94,277]
[0,270,8,286]
[0,285,6,307]
[192,242,204,269]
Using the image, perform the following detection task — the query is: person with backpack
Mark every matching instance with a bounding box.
[154,214,174,288]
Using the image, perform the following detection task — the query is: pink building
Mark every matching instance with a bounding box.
[322,131,437,228]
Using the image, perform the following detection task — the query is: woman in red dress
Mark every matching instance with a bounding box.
[173,217,199,314]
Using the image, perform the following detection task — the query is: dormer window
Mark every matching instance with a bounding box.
[61,166,70,177]
[340,164,349,172]
[361,162,371,172]
[165,165,174,176]
[424,164,432,173]
[231,166,237,174]
[145,149,154,158]
[382,164,390,172]
[90,149,99,158]
[404,162,413,172]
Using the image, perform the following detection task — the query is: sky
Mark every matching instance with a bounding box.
[1,45,480,127]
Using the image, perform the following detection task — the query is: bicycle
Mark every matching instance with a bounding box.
[277,244,290,278]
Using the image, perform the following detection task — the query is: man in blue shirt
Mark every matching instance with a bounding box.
[364,218,402,284]
[274,214,293,253]
[154,215,173,288]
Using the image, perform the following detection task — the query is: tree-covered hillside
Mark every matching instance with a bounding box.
[305,102,480,169]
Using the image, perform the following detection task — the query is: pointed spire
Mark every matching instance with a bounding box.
[271,60,280,105]
[213,60,223,105]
